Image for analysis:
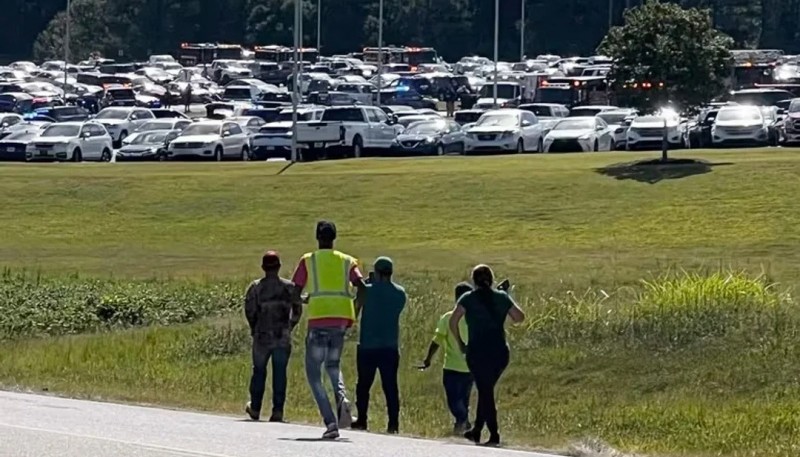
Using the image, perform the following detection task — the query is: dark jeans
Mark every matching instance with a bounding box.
[249,342,291,415]
[355,346,400,428]
[466,346,509,438]
[443,369,473,425]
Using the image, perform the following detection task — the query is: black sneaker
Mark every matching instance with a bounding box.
[463,428,481,444]
[245,402,260,421]
[482,434,501,447]
[268,411,284,423]
[386,425,399,434]
[351,419,368,431]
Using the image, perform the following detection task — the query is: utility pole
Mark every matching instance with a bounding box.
[316,0,321,51]
[493,0,498,107]
[290,0,300,163]
[64,0,71,92]
[520,0,525,62]
[608,0,614,29]
[377,0,384,106]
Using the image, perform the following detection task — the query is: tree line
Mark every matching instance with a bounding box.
[2,0,800,63]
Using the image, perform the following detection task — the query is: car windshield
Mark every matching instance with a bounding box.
[569,108,603,117]
[181,124,220,135]
[789,100,800,113]
[598,112,630,124]
[95,109,129,120]
[475,114,518,127]
[716,109,761,122]
[41,125,80,137]
[276,112,314,121]
[108,89,135,98]
[406,122,445,134]
[553,119,594,130]
[130,131,168,144]
[478,84,518,99]
[399,116,436,127]
[522,106,554,117]
[139,121,174,131]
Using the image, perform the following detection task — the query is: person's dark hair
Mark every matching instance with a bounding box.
[455,282,473,301]
[471,264,494,289]
[261,250,281,273]
[316,220,337,246]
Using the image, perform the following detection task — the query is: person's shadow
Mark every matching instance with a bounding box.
[277,437,353,443]
[595,158,733,184]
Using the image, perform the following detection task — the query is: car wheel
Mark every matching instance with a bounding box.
[516,139,524,154]
[352,135,363,158]
[214,146,223,162]
[458,142,466,155]
[71,148,82,162]
[100,148,112,162]
[593,140,599,152]
[241,146,250,161]
[537,138,544,153]
[436,144,445,156]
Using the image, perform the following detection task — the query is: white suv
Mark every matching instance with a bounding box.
[26,121,113,162]
[711,106,769,147]
[465,109,545,154]
[94,107,156,147]
[167,120,251,161]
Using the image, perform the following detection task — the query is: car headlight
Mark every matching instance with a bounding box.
[499,132,514,140]
[424,137,436,144]
[579,134,592,141]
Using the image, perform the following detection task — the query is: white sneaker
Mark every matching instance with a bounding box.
[322,423,340,440]
[337,398,353,429]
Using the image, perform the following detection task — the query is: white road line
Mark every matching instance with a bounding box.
[0,422,235,457]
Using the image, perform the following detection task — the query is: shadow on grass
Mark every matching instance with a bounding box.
[595,158,734,184]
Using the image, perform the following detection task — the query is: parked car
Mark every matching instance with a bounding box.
[26,121,113,162]
[568,105,618,117]
[626,114,685,151]
[0,130,39,161]
[94,107,156,146]
[391,119,466,155]
[167,120,251,161]
[711,105,769,147]
[542,116,614,153]
[0,113,25,138]
[780,98,800,145]
[251,107,325,160]
[464,108,545,154]
[596,109,638,149]
[116,130,178,161]
[687,107,720,149]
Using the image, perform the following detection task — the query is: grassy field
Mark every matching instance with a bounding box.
[1,149,799,457]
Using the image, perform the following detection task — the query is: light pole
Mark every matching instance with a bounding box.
[608,0,613,30]
[520,0,525,62]
[64,0,71,92]
[290,0,300,163]
[316,0,321,51]
[376,0,383,106]
[493,0,498,107]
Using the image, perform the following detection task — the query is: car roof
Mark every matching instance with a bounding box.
[47,121,87,127]
[193,120,225,125]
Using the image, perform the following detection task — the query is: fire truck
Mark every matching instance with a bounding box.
[177,43,243,66]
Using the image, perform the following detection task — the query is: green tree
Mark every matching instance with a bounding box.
[33,0,114,62]
[598,0,733,115]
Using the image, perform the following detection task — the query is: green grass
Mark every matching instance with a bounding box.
[1,150,800,456]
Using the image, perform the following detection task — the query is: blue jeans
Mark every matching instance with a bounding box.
[305,327,348,427]
[443,369,473,425]
[249,343,291,415]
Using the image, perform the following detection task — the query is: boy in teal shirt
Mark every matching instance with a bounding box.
[419,282,474,433]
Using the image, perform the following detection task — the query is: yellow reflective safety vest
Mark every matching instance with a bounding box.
[303,249,357,322]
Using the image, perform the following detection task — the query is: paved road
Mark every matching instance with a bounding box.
[0,391,561,457]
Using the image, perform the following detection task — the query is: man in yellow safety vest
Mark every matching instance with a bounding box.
[291,220,367,440]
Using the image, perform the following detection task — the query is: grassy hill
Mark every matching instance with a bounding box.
[1,150,799,457]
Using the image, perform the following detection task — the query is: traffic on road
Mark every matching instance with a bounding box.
[2,44,799,163]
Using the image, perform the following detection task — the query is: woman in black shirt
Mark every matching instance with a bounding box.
[449,264,525,446]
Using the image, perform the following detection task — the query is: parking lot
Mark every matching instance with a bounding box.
[2,45,800,164]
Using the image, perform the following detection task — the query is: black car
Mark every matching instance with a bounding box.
[391,119,466,156]
[687,108,719,149]
[0,130,38,161]
[31,106,91,123]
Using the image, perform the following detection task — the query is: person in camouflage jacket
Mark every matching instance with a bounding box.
[244,251,303,422]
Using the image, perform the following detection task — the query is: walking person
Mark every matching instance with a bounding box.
[244,251,302,423]
[449,265,525,447]
[351,257,407,434]
[183,83,192,113]
[419,281,474,434]
[291,221,367,440]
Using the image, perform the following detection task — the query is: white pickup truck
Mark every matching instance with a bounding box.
[250,107,325,160]
[295,106,402,159]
